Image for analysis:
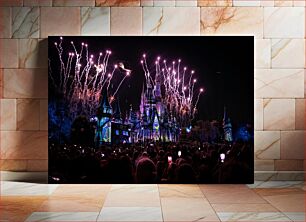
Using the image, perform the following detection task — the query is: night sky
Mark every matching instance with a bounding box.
[49,36,254,127]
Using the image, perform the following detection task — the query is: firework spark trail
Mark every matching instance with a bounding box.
[141,54,204,127]
[49,37,130,119]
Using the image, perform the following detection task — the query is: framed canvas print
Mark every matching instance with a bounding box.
[48,36,254,184]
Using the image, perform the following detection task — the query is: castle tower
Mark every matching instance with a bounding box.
[223,106,233,142]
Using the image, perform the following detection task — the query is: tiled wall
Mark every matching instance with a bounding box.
[0,0,305,180]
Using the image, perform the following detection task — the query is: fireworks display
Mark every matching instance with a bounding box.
[49,37,130,118]
[141,54,204,127]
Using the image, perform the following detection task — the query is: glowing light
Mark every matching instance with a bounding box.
[143,53,146,57]
[140,60,143,64]
[114,64,118,68]
[184,67,187,70]
[193,79,197,83]
[81,42,84,45]
[183,86,187,90]
[99,52,102,56]
[172,61,175,64]
[157,56,160,60]
[85,44,88,47]
[90,54,94,58]
[178,59,181,62]
[109,50,112,54]
[191,70,195,74]
[70,41,73,44]
[60,36,63,40]
[200,88,204,92]
[108,73,111,77]
[54,42,57,45]
[126,71,130,76]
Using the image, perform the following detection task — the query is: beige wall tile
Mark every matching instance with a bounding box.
[53,0,95,6]
[0,39,18,68]
[264,7,305,38]
[295,99,305,130]
[255,131,280,160]
[0,69,3,98]
[260,0,274,6]
[3,69,48,99]
[40,7,80,38]
[233,0,260,6]
[81,7,110,36]
[143,7,200,35]
[200,7,263,38]
[272,39,305,68]
[255,160,274,171]
[141,0,153,6]
[198,0,232,6]
[263,99,295,130]
[12,7,39,38]
[0,131,47,159]
[24,0,52,6]
[275,160,304,171]
[40,99,48,130]
[111,7,142,35]
[256,69,304,98]
[96,0,140,6]
[17,99,40,130]
[255,39,271,68]
[274,0,293,6]
[293,0,305,6]
[255,99,263,130]
[176,0,197,6]
[154,0,175,6]
[280,130,304,159]
[0,7,11,38]
[0,159,27,171]
[27,159,48,171]
[0,0,22,6]
[19,39,48,68]
[305,70,306,98]
[0,99,16,131]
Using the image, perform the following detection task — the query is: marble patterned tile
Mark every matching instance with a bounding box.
[263,99,295,130]
[51,184,111,198]
[96,0,140,6]
[274,0,293,6]
[200,7,263,38]
[53,0,95,6]
[161,197,220,221]
[17,99,40,130]
[0,69,2,98]
[98,207,162,221]
[280,131,305,160]
[40,7,80,38]
[255,160,274,171]
[158,184,204,198]
[81,7,110,36]
[254,171,304,181]
[27,159,48,171]
[272,39,305,68]
[256,69,304,98]
[0,99,16,130]
[295,99,305,130]
[26,212,99,221]
[0,0,23,6]
[264,7,305,38]
[217,212,291,221]
[198,0,233,6]
[0,159,27,171]
[0,39,18,68]
[233,0,261,6]
[111,7,142,35]
[38,196,105,212]
[176,0,197,6]
[0,196,48,222]
[212,203,278,212]
[12,7,39,38]
[23,0,52,6]
[141,0,154,6]
[0,7,11,38]
[199,185,266,204]
[283,212,305,221]
[255,99,263,130]
[0,131,48,159]
[255,39,271,68]
[143,7,200,35]
[275,160,304,171]
[305,70,306,98]
[247,181,304,189]
[39,99,48,130]
[3,68,48,98]
[1,181,58,196]
[254,131,280,160]
[103,184,160,207]
[19,39,48,68]
[154,0,176,6]
[255,188,305,212]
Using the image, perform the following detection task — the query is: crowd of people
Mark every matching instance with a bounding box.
[49,140,253,184]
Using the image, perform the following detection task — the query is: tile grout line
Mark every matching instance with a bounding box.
[157,184,165,222]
